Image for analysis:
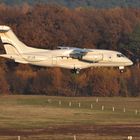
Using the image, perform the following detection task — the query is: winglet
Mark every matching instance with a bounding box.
[0,25,10,32]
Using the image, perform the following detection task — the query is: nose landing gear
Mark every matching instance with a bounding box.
[119,66,125,73]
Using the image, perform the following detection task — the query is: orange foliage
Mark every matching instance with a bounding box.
[0,4,139,96]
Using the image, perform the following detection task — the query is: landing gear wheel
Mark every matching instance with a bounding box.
[120,69,124,73]
[119,66,125,73]
[71,68,80,74]
[76,68,80,74]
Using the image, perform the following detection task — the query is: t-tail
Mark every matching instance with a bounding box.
[0,25,47,63]
[0,25,30,63]
[0,25,29,53]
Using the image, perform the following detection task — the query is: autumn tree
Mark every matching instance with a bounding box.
[0,66,9,94]
[0,4,139,96]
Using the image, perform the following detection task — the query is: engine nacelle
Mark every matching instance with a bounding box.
[82,54,103,62]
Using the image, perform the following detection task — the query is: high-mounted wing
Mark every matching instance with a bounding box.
[58,46,103,62]
[58,46,91,52]
[58,46,92,59]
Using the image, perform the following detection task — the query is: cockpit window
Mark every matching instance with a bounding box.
[117,54,125,57]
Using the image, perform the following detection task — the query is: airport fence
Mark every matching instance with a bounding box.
[46,98,139,116]
[0,135,139,140]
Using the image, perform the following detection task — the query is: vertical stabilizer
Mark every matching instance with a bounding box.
[0,25,28,54]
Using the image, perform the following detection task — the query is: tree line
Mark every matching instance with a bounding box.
[0,4,140,96]
[1,0,140,8]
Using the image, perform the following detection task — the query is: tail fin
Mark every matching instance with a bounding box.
[0,25,28,54]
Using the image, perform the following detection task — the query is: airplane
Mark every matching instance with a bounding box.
[0,25,133,74]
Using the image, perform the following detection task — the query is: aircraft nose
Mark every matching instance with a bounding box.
[127,59,133,66]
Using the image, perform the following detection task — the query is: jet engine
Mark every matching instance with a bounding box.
[81,54,103,62]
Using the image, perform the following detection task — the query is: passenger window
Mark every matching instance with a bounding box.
[117,54,121,57]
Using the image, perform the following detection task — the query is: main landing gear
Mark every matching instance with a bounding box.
[71,68,81,74]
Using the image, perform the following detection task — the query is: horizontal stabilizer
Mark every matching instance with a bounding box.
[0,54,14,59]
[0,54,28,64]
[0,25,10,32]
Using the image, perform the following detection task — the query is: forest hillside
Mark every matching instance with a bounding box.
[0,0,140,8]
[0,4,140,96]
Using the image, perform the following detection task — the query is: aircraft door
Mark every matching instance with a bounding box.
[93,54,103,61]
[103,54,112,62]
[52,57,57,66]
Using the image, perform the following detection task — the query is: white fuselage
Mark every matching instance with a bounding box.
[18,49,133,70]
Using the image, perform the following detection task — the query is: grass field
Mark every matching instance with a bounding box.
[0,95,140,140]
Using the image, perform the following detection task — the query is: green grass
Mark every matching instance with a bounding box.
[0,95,139,128]
[0,95,140,139]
